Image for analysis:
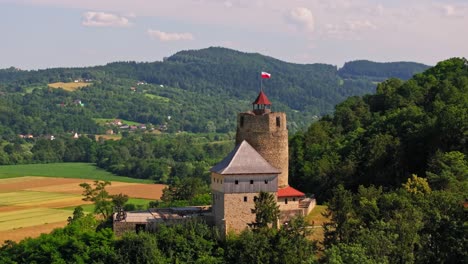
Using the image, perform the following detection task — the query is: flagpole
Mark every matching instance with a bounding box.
[260,74,263,92]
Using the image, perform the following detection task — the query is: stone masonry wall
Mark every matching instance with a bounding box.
[277,197,301,211]
[236,112,289,187]
[223,192,277,234]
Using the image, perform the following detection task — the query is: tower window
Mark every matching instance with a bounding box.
[250,180,254,184]
[240,116,244,127]
[285,198,288,204]
[293,198,296,202]
[235,180,239,185]
[264,180,268,184]
[244,196,248,202]
[254,196,258,202]
[276,117,281,127]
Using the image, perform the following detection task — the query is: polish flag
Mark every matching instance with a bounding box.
[261,72,271,79]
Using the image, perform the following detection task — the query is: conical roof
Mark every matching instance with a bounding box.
[252,91,271,105]
[210,140,280,175]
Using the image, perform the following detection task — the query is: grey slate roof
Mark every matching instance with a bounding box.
[210,140,281,175]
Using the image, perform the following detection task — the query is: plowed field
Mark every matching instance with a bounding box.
[0,176,165,243]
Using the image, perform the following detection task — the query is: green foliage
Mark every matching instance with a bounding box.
[321,184,467,264]
[154,177,211,207]
[115,232,166,264]
[250,191,280,229]
[290,58,468,200]
[225,217,317,264]
[0,215,116,264]
[339,60,430,81]
[403,174,431,195]
[80,180,120,219]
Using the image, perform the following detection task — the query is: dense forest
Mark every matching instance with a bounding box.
[0,47,429,138]
[338,60,430,81]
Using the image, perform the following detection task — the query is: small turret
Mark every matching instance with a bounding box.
[252,91,271,115]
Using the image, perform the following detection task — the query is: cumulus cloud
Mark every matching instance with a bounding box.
[147,29,194,41]
[325,19,376,39]
[286,7,315,32]
[82,11,130,27]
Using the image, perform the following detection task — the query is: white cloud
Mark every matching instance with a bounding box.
[443,5,456,16]
[346,20,376,31]
[147,29,194,41]
[324,19,376,39]
[82,11,130,27]
[286,7,315,32]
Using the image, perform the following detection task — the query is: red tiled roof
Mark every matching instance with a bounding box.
[252,91,271,105]
[277,186,305,198]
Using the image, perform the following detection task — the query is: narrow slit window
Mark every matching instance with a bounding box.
[240,116,244,127]
[276,117,281,127]
[244,196,247,202]
[285,198,288,204]
[250,180,254,184]
[235,180,239,185]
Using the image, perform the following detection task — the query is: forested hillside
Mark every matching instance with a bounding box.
[338,60,430,81]
[0,47,429,137]
[290,57,467,200]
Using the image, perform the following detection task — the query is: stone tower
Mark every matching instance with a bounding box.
[235,91,289,188]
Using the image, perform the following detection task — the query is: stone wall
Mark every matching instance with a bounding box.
[113,221,149,236]
[277,197,301,211]
[223,192,277,234]
[236,112,289,187]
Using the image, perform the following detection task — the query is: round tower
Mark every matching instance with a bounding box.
[235,91,289,188]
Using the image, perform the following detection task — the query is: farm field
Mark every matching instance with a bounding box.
[0,163,152,183]
[48,81,91,91]
[0,171,165,243]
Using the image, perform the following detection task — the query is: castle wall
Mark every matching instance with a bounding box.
[236,112,289,187]
[277,197,301,211]
[223,192,277,234]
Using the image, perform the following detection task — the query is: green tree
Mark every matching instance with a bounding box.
[79,180,113,219]
[250,191,280,229]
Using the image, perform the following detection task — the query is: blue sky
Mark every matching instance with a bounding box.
[1,0,467,69]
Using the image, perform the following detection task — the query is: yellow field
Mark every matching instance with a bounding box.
[95,134,123,141]
[0,176,165,243]
[48,82,91,91]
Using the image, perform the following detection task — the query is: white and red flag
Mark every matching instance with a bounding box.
[261,72,271,79]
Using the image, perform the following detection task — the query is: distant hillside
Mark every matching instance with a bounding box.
[0,47,430,136]
[338,60,430,81]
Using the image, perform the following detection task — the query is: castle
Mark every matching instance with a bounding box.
[113,90,315,236]
[210,90,315,234]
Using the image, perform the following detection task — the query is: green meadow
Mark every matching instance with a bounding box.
[0,163,151,183]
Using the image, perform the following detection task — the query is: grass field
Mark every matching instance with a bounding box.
[306,205,329,243]
[0,163,152,183]
[144,93,171,102]
[0,172,165,243]
[48,82,91,91]
[93,118,141,126]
